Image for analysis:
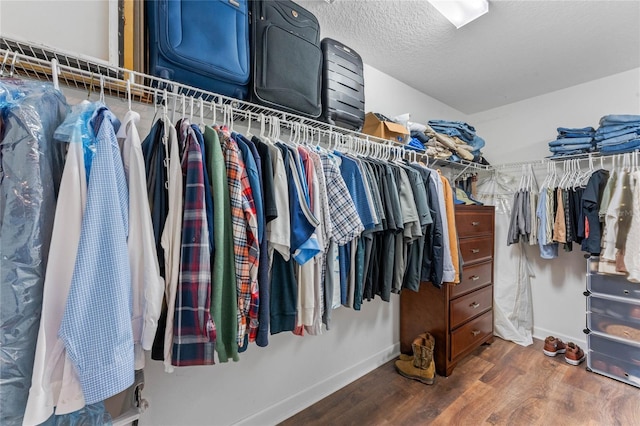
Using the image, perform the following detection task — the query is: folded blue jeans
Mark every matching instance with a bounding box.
[599,138,640,154]
[596,132,639,147]
[599,114,640,126]
[557,126,595,137]
[596,122,640,134]
[595,126,640,140]
[550,143,593,152]
[548,136,593,146]
[548,149,590,158]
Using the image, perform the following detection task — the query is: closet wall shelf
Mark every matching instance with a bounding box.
[0,35,490,174]
[493,151,640,172]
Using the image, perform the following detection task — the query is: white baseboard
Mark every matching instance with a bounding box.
[533,326,586,348]
[234,343,400,426]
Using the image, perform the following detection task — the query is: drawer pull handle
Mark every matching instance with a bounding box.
[471,329,481,336]
[624,290,630,295]
[471,221,480,226]
[470,302,480,309]
[470,275,480,281]
[471,248,480,254]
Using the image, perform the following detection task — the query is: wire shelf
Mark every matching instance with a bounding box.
[0,35,491,173]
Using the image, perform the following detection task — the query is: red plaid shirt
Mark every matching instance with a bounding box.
[219,127,259,346]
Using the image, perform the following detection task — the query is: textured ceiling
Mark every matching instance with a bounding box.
[299,0,640,114]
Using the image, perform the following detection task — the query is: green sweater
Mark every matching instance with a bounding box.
[203,126,239,362]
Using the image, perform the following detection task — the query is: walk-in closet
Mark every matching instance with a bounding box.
[1,1,639,425]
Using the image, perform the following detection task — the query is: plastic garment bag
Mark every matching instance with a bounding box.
[53,100,100,182]
[476,171,534,346]
[39,402,111,426]
[0,80,69,425]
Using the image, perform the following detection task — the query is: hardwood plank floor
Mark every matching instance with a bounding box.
[280,338,640,425]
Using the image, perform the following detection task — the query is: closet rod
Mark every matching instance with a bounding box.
[0,35,492,173]
[493,151,639,171]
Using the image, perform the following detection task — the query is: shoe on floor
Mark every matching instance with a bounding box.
[543,336,567,357]
[564,342,585,365]
[395,333,436,385]
[398,353,412,361]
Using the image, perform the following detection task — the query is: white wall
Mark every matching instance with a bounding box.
[469,67,640,347]
[364,63,467,124]
[0,0,112,62]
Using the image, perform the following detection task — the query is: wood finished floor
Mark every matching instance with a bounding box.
[280,337,639,425]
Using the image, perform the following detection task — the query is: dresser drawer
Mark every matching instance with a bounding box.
[459,236,493,264]
[588,271,640,301]
[455,209,494,238]
[450,285,493,329]
[451,310,493,360]
[451,261,492,298]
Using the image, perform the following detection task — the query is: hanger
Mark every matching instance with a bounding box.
[222,104,228,129]
[0,52,9,76]
[189,96,194,122]
[245,111,253,138]
[180,94,186,121]
[230,105,236,131]
[258,113,266,140]
[161,89,169,160]
[99,74,105,104]
[8,52,18,78]
[266,116,274,141]
[51,58,60,91]
[210,101,217,126]
[126,79,132,111]
[198,98,205,132]
[170,89,177,123]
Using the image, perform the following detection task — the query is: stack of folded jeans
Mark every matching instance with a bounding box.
[595,115,640,154]
[548,126,595,158]
[427,119,486,158]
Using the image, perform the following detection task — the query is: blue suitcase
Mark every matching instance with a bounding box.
[146,0,250,100]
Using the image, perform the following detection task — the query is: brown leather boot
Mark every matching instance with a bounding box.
[395,332,436,384]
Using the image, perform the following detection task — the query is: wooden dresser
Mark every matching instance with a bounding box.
[400,204,495,377]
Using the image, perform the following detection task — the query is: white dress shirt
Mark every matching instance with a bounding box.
[117,110,164,370]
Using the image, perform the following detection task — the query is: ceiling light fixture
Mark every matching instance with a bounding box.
[427,0,489,29]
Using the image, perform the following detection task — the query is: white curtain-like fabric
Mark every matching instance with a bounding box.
[476,171,534,346]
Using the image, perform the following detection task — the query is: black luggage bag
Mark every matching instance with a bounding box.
[250,0,322,118]
[321,38,365,131]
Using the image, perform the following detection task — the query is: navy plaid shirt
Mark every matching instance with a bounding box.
[172,121,216,366]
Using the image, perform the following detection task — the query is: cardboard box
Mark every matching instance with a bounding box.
[361,112,410,144]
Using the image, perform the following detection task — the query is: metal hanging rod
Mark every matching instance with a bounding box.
[0,35,492,172]
[493,151,640,171]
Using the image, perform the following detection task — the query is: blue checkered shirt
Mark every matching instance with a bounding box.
[58,108,134,404]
